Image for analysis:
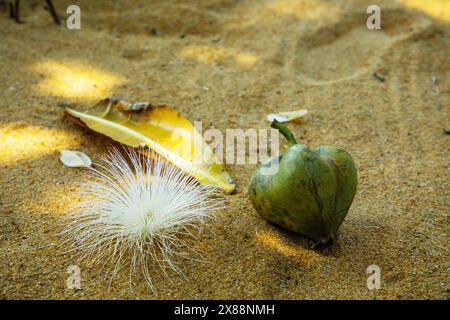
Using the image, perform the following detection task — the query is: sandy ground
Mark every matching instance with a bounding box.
[0,0,448,299]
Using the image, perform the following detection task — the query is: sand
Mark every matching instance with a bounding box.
[0,0,448,299]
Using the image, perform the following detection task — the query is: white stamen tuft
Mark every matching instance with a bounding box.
[59,147,223,291]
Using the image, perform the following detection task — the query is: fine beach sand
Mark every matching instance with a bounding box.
[0,0,448,299]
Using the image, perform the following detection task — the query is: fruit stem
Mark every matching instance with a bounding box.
[271,120,298,146]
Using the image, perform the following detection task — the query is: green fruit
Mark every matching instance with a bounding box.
[249,120,357,245]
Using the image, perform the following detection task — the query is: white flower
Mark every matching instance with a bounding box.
[60,147,222,291]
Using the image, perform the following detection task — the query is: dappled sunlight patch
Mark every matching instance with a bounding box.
[224,0,340,30]
[0,123,81,165]
[398,0,450,22]
[255,229,321,263]
[267,0,341,20]
[178,45,259,68]
[31,60,124,101]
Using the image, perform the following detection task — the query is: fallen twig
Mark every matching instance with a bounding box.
[44,0,60,25]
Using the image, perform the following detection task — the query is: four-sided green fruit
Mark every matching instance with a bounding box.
[249,120,357,245]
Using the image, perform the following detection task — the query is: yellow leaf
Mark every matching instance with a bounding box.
[65,97,235,193]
